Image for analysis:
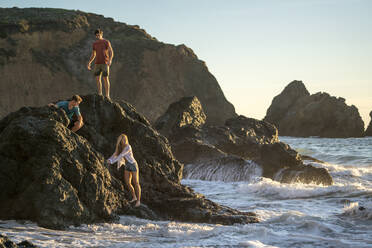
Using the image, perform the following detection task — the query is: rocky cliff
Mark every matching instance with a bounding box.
[264,80,364,138]
[365,111,372,136]
[0,7,236,125]
[0,94,257,229]
[155,96,333,185]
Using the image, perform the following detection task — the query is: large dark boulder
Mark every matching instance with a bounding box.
[156,96,333,185]
[155,96,206,139]
[0,106,125,229]
[365,111,372,136]
[264,80,364,138]
[258,142,332,184]
[0,94,258,229]
[0,7,236,125]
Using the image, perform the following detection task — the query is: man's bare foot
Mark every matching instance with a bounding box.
[106,95,111,101]
[129,198,137,203]
[135,201,140,207]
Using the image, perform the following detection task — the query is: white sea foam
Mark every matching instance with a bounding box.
[238,240,279,248]
[265,210,306,224]
[253,209,283,222]
[308,160,372,177]
[3,215,341,248]
[164,222,216,238]
[342,202,372,220]
[0,217,226,248]
[236,177,370,200]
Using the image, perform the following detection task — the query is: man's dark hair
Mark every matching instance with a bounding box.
[72,95,83,103]
[94,28,103,35]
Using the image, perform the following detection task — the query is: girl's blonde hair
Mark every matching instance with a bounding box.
[115,134,128,156]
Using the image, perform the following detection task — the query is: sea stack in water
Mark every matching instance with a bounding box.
[155,96,333,185]
[0,7,236,125]
[264,80,364,138]
[364,111,372,136]
[0,94,258,229]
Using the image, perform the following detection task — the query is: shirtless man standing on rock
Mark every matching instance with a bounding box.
[87,28,114,100]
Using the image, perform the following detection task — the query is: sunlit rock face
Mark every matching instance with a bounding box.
[0,7,236,126]
[365,111,372,137]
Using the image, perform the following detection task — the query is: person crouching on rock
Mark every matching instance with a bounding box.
[48,95,84,132]
[107,134,141,207]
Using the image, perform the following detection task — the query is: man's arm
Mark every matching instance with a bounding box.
[77,114,83,126]
[107,41,114,66]
[87,50,96,70]
[71,114,83,132]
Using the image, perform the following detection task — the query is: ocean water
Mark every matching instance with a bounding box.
[1,137,372,248]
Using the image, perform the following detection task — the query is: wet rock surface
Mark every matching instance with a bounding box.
[0,94,258,229]
[0,234,36,248]
[264,80,364,138]
[155,96,333,185]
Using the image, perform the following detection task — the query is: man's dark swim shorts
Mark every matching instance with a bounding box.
[93,64,109,77]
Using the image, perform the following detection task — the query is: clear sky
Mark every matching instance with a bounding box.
[1,0,371,127]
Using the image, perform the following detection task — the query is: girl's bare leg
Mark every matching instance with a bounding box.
[124,170,136,201]
[132,170,141,207]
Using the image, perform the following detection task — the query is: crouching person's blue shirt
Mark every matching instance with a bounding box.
[56,101,81,120]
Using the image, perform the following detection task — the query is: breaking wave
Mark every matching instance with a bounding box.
[342,202,372,220]
[183,159,261,182]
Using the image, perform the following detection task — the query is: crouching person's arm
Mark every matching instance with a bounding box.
[48,103,58,108]
[71,114,84,132]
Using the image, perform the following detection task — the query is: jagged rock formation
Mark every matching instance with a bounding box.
[0,105,126,229]
[0,7,236,125]
[155,96,333,185]
[155,96,206,139]
[0,234,36,248]
[365,111,372,136]
[0,94,257,229]
[264,80,364,138]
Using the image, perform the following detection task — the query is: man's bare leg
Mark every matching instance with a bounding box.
[103,76,110,100]
[95,76,102,95]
